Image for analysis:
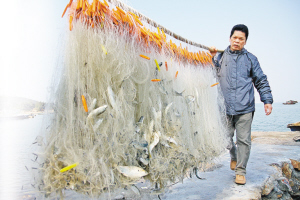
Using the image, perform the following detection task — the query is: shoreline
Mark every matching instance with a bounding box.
[0,110,54,120]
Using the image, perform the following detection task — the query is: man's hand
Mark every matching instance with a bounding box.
[209,46,218,57]
[264,104,272,115]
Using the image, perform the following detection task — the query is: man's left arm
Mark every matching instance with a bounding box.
[251,57,273,115]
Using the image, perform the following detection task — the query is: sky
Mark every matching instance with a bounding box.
[0,0,299,103]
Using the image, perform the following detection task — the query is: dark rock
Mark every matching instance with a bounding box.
[292,166,300,181]
[289,178,300,198]
[262,176,275,196]
[277,177,292,192]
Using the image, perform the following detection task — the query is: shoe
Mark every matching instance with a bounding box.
[230,160,237,170]
[235,175,246,185]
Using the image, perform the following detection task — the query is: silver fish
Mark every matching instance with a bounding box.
[164,102,173,116]
[87,105,108,120]
[185,95,195,104]
[89,98,97,111]
[135,116,144,133]
[161,135,178,145]
[195,87,200,107]
[139,157,149,165]
[131,141,148,154]
[149,131,161,155]
[93,118,103,132]
[173,89,185,96]
[116,166,148,179]
[175,111,181,117]
[107,86,117,110]
[131,185,141,195]
[160,140,171,148]
[158,81,168,95]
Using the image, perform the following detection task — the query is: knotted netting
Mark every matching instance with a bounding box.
[35,0,228,198]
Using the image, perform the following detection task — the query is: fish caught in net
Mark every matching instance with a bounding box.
[33,0,228,198]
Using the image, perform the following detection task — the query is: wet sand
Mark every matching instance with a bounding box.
[252,131,300,146]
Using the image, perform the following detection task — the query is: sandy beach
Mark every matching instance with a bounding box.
[252,131,300,146]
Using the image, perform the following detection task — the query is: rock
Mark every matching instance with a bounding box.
[291,165,300,181]
[288,178,300,197]
[282,163,292,179]
[263,184,284,199]
[262,176,276,195]
[290,159,300,170]
[277,177,292,192]
[270,163,284,177]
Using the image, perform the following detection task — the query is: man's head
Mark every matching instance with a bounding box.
[229,24,248,51]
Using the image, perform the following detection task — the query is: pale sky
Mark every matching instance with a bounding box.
[1,0,299,103]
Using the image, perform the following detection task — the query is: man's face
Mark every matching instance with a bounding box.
[229,30,247,51]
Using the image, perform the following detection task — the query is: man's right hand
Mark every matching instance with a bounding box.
[209,46,218,57]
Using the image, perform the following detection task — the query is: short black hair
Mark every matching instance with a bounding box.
[230,24,249,40]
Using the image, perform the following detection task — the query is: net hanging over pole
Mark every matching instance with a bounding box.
[33,0,228,199]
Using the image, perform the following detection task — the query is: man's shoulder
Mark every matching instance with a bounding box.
[244,49,258,61]
[215,52,224,61]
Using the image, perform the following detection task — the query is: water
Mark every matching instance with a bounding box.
[0,115,49,200]
[252,102,300,132]
[0,103,299,199]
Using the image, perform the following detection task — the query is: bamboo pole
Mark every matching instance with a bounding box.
[107,0,224,53]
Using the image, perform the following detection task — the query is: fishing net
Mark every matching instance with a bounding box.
[34,0,228,198]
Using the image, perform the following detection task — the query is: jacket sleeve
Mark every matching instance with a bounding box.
[251,57,273,104]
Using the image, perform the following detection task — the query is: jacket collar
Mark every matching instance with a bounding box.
[225,46,247,55]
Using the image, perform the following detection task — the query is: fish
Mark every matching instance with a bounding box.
[164,102,173,116]
[107,86,117,110]
[110,169,114,184]
[138,116,144,123]
[175,111,181,117]
[185,95,195,104]
[160,140,171,148]
[156,110,162,124]
[116,166,148,179]
[131,185,141,195]
[93,118,103,132]
[149,120,154,133]
[173,89,185,96]
[87,105,108,120]
[135,116,144,133]
[144,120,154,143]
[161,135,178,145]
[89,98,97,111]
[149,131,161,155]
[131,141,148,154]
[139,157,149,165]
[151,107,162,124]
[195,87,200,107]
[158,81,168,95]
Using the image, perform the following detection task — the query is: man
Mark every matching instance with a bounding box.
[209,24,273,185]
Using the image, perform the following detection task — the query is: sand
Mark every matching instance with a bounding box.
[252,131,300,146]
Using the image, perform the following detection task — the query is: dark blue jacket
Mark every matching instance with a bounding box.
[212,46,273,115]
